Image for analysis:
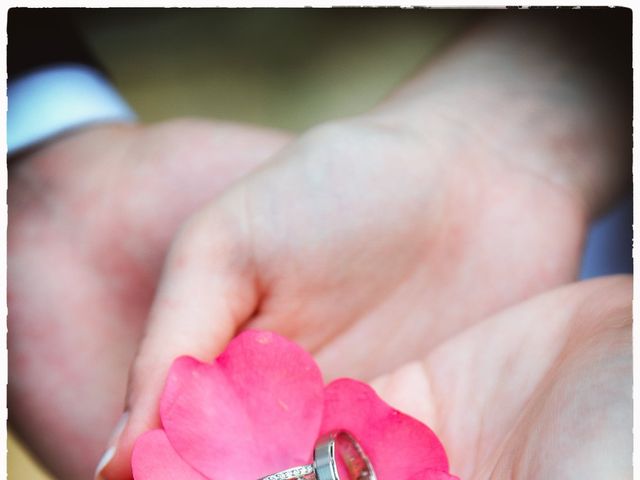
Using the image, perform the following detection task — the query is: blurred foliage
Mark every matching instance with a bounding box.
[75,8,471,130]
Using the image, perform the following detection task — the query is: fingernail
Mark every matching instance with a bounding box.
[94,445,115,479]
[94,412,129,479]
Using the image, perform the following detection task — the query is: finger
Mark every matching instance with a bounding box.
[98,204,259,479]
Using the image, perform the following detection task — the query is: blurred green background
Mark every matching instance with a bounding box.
[77,9,470,129]
[8,8,471,478]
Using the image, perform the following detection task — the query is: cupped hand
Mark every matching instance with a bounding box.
[104,114,589,478]
[8,119,291,479]
[372,275,631,479]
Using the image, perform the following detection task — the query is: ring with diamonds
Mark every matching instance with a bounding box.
[258,430,377,480]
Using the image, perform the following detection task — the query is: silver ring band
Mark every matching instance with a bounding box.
[259,464,316,480]
[258,431,376,480]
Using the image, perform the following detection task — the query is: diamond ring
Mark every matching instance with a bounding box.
[258,431,377,480]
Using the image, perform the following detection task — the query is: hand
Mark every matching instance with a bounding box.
[103,11,630,478]
[103,113,589,478]
[8,119,291,479]
[372,275,631,479]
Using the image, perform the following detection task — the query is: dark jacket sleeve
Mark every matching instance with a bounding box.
[8,8,106,80]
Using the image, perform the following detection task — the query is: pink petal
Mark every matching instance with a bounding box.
[160,330,324,479]
[320,378,450,479]
[132,429,207,480]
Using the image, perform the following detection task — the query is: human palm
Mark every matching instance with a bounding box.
[133,117,587,380]
[372,275,631,479]
[240,121,588,380]
[8,119,290,479]
[110,117,591,476]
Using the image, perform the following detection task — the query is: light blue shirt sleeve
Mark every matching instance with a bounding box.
[8,63,137,155]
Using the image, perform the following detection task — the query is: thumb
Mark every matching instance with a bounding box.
[97,208,259,479]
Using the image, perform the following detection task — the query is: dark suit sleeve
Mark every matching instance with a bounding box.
[8,8,106,80]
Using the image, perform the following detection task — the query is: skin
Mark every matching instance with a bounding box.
[7,10,630,480]
[103,11,630,478]
[8,120,292,478]
[373,275,632,479]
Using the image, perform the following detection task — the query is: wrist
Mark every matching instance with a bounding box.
[374,90,626,221]
[367,11,630,220]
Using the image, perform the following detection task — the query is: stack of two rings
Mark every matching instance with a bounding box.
[258,431,377,480]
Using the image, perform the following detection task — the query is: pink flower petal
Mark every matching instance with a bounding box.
[160,330,324,479]
[132,429,207,480]
[320,378,451,479]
